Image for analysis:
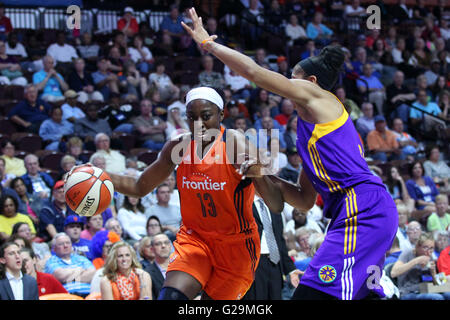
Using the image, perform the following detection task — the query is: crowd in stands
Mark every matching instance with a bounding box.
[0,0,449,300]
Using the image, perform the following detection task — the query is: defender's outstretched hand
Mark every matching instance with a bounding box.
[181,7,217,46]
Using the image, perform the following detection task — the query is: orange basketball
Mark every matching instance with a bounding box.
[64,165,114,216]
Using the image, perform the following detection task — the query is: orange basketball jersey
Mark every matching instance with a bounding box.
[176,126,257,239]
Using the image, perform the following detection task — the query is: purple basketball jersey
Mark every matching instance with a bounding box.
[294,100,398,300]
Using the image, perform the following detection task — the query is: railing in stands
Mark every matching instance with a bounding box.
[5,7,169,33]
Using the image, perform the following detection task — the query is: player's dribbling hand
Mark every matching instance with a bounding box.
[181,8,217,46]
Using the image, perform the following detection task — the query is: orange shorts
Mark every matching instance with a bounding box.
[167,225,260,300]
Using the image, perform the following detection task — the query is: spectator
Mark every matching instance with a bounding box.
[0,157,13,188]
[433,230,449,260]
[76,32,100,71]
[278,147,302,184]
[406,161,439,222]
[0,242,38,300]
[20,247,67,297]
[117,7,139,38]
[385,166,415,215]
[92,56,120,101]
[437,90,449,121]
[423,146,450,193]
[386,71,416,127]
[105,217,124,240]
[63,215,90,258]
[306,11,333,44]
[432,76,447,103]
[0,195,35,242]
[65,137,89,165]
[67,58,103,104]
[301,40,321,60]
[0,3,12,39]
[119,60,148,101]
[99,93,135,134]
[148,62,179,104]
[117,196,147,243]
[9,177,43,227]
[390,0,412,24]
[8,84,52,133]
[60,90,86,123]
[274,99,295,127]
[132,99,166,151]
[44,232,96,297]
[357,63,386,116]
[58,155,76,180]
[143,233,172,299]
[367,115,404,162]
[384,236,402,267]
[165,104,189,139]
[391,37,406,65]
[39,107,74,151]
[80,215,105,242]
[138,236,155,270]
[249,88,280,120]
[396,204,411,253]
[414,74,433,101]
[283,115,298,150]
[427,195,449,232]
[32,55,68,103]
[89,230,120,269]
[198,55,225,90]
[437,244,450,276]
[38,181,73,242]
[100,241,152,300]
[46,31,78,76]
[160,4,184,43]
[128,34,154,74]
[148,184,181,240]
[408,38,431,72]
[410,89,443,134]
[240,0,265,48]
[391,233,450,300]
[285,14,307,46]
[335,85,362,121]
[0,39,27,86]
[276,56,291,78]
[146,216,163,238]
[74,104,112,145]
[424,59,442,87]
[21,154,54,199]
[224,69,252,101]
[285,205,324,238]
[89,133,126,175]
[0,141,26,177]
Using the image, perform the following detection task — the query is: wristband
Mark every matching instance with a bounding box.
[200,39,213,50]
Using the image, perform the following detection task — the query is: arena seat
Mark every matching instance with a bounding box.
[137,150,158,165]
[115,132,136,150]
[0,118,17,135]
[40,151,65,171]
[11,132,42,154]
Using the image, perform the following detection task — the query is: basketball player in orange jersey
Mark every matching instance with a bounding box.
[182,8,398,300]
[93,87,282,300]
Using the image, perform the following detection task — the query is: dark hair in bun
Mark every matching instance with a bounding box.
[293,45,345,91]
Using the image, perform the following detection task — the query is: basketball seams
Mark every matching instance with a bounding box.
[65,166,114,216]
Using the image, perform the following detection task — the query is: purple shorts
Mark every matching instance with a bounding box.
[300,184,398,300]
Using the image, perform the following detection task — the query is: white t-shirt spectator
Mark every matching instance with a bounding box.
[149,72,173,88]
[128,46,153,63]
[117,207,147,241]
[61,103,86,121]
[285,24,307,45]
[47,43,79,63]
[5,42,27,58]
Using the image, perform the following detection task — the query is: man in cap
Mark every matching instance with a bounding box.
[367,115,404,162]
[61,90,86,123]
[279,147,302,183]
[118,7,139,37]
[64,215,90,258]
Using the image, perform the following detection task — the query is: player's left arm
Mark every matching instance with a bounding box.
[227,129,284,213]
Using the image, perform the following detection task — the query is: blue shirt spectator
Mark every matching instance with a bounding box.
[39,107,74,151]
[160,5,184,36]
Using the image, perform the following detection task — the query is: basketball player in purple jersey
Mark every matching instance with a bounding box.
[182,8,398,300]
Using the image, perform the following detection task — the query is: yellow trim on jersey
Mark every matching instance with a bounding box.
[307,101,348,193]
[344,188,358,255]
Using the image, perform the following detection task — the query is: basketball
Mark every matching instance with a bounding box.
[64,165,114,217]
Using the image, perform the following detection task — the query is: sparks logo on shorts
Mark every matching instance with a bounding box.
[319,265,337,283]
[181,173,226,191]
